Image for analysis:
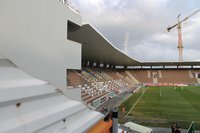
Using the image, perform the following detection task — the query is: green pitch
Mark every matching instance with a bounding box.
[119,86,200,129]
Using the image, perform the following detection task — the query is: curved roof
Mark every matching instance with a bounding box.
[69,23,140,66]
[69,23,200,67]
[141,61,200,66]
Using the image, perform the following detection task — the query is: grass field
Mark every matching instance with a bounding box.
[119,86,200,130]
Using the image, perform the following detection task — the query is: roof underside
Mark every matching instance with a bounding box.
[69,24,140,66]
[69,24,200,67]
[141,61,200,66]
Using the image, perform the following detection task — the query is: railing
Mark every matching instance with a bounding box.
[66,0,80,14]
[59,0,80,14]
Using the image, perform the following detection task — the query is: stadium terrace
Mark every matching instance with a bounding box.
[0,0,200,133]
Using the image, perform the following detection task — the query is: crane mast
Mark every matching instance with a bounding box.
[177,15,183,62]
[167,9,200,62]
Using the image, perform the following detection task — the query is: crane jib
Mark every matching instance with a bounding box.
[167,9,200,31]
[167,8,200,62]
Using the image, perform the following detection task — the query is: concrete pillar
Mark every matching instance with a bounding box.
[82,61,87,67]
[86,61,90,67]
[103,63,107,68]
[124,66,127,69]
[112,108,118,133]
[96,62,100,68]
[89,61,94,67]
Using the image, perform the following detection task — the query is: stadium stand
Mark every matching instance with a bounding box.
[68,68,200,108]
[191,70,200,83]
[129,70,152,83]
[67,70,87,87]
[158,70,196,84]
[67,68,137,108]
[124,69,198,85]
[2,1,200,132]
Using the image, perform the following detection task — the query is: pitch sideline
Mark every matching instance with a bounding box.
[125,89,146,117]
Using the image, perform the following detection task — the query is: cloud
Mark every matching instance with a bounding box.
[71,0,200,61]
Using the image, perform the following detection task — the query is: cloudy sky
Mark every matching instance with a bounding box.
[71,0,200,62]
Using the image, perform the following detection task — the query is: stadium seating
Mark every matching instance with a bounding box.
[67,70,87,87]
[190,70,200,83]
[67,68,137,108]
[67,68,199,108]
[129,70,152,83]
[129,69,197,84]
[158,70,196,84]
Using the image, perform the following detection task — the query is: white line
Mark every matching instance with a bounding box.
[125,90,146,117]
[160,89,162,97]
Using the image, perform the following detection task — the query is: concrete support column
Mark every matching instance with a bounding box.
[82,61,87,67]
[86,61,90,67]
[96,62,100,68]
[124,66,127,70]
[103,63,107,68]
[112,108,118,133]
[89,61,94,67]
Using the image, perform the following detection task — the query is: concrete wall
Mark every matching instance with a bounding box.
[0,0,82,92]
[66,87,82,102]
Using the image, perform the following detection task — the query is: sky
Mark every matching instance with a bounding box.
[71,0,200,62]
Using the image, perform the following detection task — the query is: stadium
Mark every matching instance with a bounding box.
[0,0,200,133]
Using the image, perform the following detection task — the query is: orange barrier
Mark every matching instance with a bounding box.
[87,119,112,133]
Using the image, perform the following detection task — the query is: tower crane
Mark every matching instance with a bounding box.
[167,9,200,62]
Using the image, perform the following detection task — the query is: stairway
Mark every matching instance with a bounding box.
[158,70,162,78]
[125,71,140,83]
[196,78,200,84]
[147,70,151,78]
[188,70,193,78]
[153,77,158,84]
[152,72,158,84]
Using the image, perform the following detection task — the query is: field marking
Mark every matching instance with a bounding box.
[125,90,146,117]
[129,116,197,123]
[160,88,162,97]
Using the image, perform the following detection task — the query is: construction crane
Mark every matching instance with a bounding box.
[167,9,200,62]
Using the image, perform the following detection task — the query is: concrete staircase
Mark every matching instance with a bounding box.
[147,70,151,78]
[196,78,200,84]
[152,72,158,84]
[153,77,158,84]
[125,71,140,84]
[158,70,162,78]
[188,70,193,78]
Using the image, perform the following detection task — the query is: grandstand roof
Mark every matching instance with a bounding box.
[69,23,141,66]
[141,61,200,66]
[69,24,200,67]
